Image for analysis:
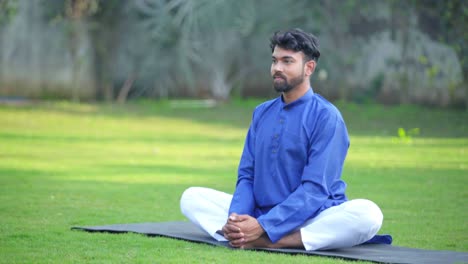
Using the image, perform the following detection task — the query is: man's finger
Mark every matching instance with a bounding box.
[228,213,240,222]
[242,233,259,243]
[235,214,251,221]
[226,232,244,240]
[223,223,241,233]
[229,237,245,247]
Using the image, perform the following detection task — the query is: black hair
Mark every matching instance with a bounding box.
[270,28,320,62]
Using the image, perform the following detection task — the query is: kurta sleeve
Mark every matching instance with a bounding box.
[257,112,349,243]
[228,112,257,216]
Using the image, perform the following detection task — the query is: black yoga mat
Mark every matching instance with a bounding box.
[72,221,468,264]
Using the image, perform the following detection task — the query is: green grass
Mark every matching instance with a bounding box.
[0,100,467,263]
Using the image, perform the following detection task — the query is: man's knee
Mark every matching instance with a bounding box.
[348,199,383,232]
[180,187,204,215]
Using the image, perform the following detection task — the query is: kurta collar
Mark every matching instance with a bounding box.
[281,88,314,109]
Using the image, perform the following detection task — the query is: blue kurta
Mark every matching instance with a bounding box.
[228,88,350,243]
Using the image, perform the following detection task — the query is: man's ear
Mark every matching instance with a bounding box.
[304,60,317,77]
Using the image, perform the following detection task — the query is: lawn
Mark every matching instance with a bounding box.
[0,99,466,263]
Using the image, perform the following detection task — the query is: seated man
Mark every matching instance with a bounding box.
[180,28,383,250]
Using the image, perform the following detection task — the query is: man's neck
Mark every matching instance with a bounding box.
[282,82,310,104]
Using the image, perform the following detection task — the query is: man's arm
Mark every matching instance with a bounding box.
[228,113,257,216]
[257,113,349,243]
[222,111,258,244]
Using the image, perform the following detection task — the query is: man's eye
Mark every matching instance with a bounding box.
[284,60,292,64]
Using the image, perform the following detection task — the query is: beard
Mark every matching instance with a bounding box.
[272,71,305,93]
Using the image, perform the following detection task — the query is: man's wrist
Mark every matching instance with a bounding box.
[255,219,266,236]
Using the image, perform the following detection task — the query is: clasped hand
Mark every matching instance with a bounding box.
[221,213,264,248]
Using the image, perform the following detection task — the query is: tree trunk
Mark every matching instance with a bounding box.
[461,60,468,110]
[90,28,114,101]
[69,19,81,102]
[116,74,136,104]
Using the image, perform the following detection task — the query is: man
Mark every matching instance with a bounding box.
[180,28,383,250]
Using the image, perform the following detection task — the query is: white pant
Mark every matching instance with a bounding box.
[180,187,383,250]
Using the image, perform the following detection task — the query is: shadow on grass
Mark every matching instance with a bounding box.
[1,164,466,251]
[0,131,244,144]
[5,99,466,138]
[336,103,468,138]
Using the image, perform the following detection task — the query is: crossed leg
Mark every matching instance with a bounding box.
[180,187,383,250]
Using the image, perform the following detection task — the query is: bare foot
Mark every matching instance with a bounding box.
[241,231,304,250]
[241,234,273,249]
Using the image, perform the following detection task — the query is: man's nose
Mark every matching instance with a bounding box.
[272,62,283,72]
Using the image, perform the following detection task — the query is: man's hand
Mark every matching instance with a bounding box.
[221,213,243,242]
[222,213,265,248]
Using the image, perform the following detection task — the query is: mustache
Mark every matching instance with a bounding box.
[273,73,286,79]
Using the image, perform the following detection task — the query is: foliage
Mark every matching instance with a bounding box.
[0,101,467,263]
[41,0,124,101]
[43,0,98,20]
[396,127,420,143]
[131,0,254,99]
[1,1,466,106]
[413,0,467,75]
[412,0,468,107]
[126,0,318,100]
[0,0,17,25]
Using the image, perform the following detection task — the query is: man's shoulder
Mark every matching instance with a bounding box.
[310,93,344,121]
[306,94,349,141]
[253,96,281,114]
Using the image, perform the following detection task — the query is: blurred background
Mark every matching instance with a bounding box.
[0,0,466,108]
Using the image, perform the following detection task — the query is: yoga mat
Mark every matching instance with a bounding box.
[72,221,468,264]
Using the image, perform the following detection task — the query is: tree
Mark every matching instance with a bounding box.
[413,0,468,109]
[129,0,325,100]
[130,0,256,100]
[43,0,122,102]
[87,0,123,101]
[0,0,17,25]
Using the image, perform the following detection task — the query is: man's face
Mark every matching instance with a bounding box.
[271,46,307,93]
